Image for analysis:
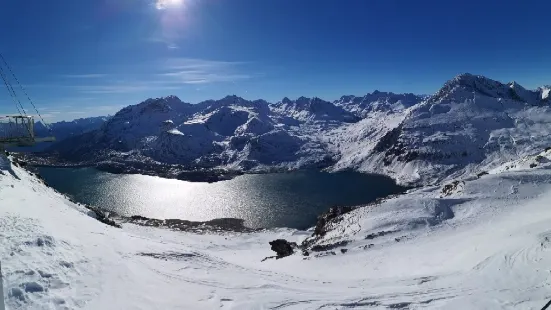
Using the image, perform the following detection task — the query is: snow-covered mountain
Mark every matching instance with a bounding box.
[41,73,551,186]
[270,96,360,123]
[346,73,551,185]
[334,91,422,117]
[44,95,351,172]
[35,116,110,142]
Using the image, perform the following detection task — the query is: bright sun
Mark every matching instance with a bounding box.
[156,0,183,10]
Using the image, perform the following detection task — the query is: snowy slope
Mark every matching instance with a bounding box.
[5,148,551,309]
[327,111,407,171]
[0,155,297,309]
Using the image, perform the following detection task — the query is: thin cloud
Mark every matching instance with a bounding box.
[159,57,251,84]
[75,84,183,94]
[84,105,126,111]
[60,74,107,79]
[163,57,248,70]
[145,36,180,50]
[25,82,184,95]
[23,58,255,97]
[39,113,59,120]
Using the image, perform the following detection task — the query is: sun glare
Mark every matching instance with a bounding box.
[156,0,183,10]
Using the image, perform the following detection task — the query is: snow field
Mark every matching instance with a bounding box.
[4,151,551,308]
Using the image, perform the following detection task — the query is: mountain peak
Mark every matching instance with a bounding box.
[163,95,182,102]
[430,74,546,104]
[252,99,269,106]
[334,91,423,117]
[455,72,476,79]
[431,73,508,103]
[508,81,527,91]
[339,95,355,101]
[281,97,292,104]
[448,73,486,87]
[221,95,245,103]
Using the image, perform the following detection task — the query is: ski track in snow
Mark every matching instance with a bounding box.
[3,151,551,309]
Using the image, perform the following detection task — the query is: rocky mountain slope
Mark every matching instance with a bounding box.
[42,95,362,176]
[40,73,551,186]
[351,73,551,184]
[334,91,422,117]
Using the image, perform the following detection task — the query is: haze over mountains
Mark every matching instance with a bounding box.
[32,73,551,186]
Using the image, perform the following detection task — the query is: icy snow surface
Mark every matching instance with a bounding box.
[4,149,551,309]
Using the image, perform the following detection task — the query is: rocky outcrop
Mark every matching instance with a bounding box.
[313,206,355,237]
[120,216,258,233]
[440,180,465,197]
[268,239,297,259]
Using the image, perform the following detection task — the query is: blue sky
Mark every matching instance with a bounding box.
[1,0,551,121]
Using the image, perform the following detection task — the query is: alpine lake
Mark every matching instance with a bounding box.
[37,167,406,229]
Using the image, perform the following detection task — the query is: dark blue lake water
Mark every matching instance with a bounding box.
[37,167,405,229]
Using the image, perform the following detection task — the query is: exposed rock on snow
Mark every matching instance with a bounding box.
[87,207,121,228]
[310,240,349,252]
[440,180,465,197]
[268,239,297,259]
[312,206,355,237]
[119,215,257,233]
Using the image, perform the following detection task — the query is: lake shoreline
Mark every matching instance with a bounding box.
[15,159,411,233]
[16,152,371,184]
[10,159,261,233]
[15,153,245,183]
[18,155,408,230]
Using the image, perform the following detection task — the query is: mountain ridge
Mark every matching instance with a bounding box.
[30,73,551,186]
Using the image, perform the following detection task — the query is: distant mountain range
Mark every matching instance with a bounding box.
[6,116,109,152]
[35,116,111,140]
[28,73,551,186]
